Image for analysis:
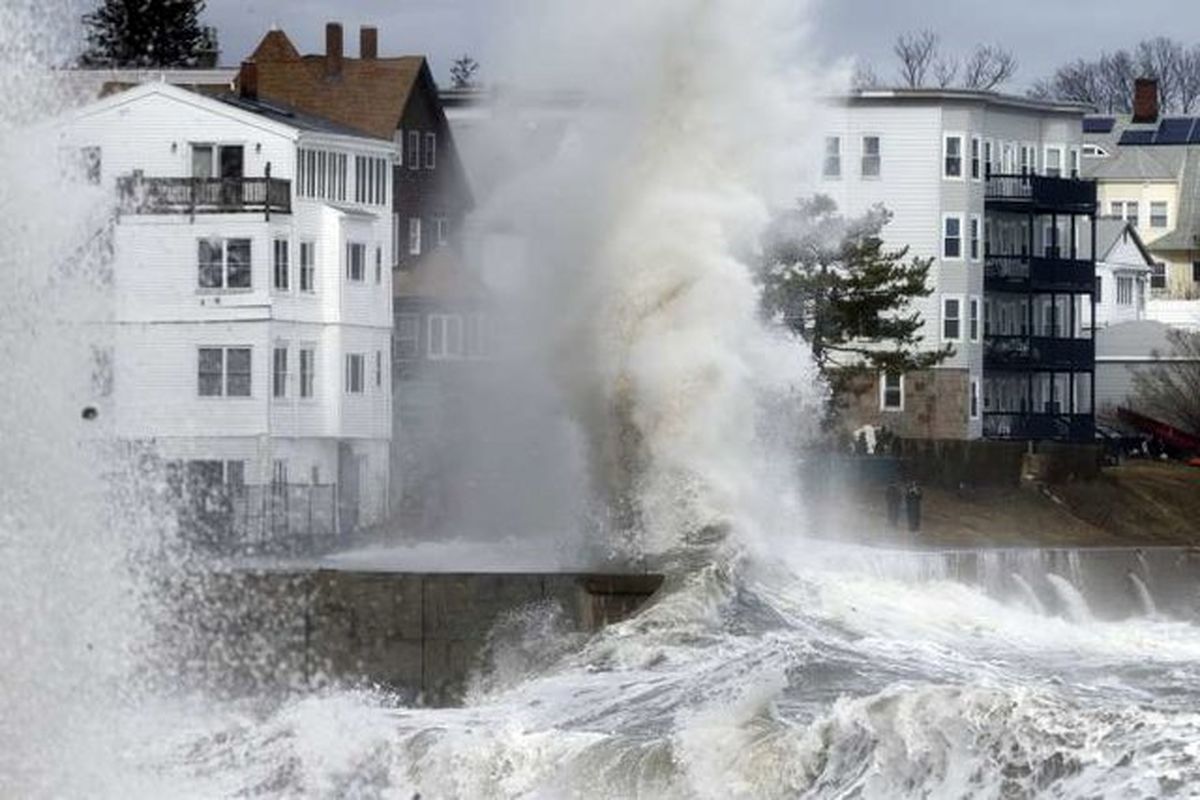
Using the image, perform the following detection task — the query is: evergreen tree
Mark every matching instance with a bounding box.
[79,0,215,68]
[760,195,952,411]
[450,55,480,89]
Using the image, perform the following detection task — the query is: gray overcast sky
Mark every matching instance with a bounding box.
[204,0,1200,91]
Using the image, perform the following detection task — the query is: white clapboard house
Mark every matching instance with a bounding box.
[56,81,394,547]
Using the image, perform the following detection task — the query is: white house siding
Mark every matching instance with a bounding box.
[57,84,394,530]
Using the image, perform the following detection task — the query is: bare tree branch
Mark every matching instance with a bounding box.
[1180,45,1200,113]
[933,54,959,88]
[894,29,938,88]
[1135,37,1184,113]
[1132,329,1200,436]
[851,60,880,90]
[962,45,1018,90]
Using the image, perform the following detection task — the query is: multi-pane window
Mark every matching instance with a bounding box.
[1117,276,1133,305]
[392,213,401,264]
[944,135,963,178]
[969,216,980,261]
[424,132,437,169]
[861,135,880,178]
[427,314,464,360]
[273,239,289,291]
[375,350,383,387]
[198,347,251,397]
[822,136,841,178]
[943,215,963,259]
[969,378,980,420]
[880,372,903,411]
[300,241,315,292]
[395,313,420,359]
[970,137,981,179]
[198,238,251,289]
[942,297,962,342]
[1019,144,1030,175]
[1150,202,1168,228]
[297,148,347,201]
[1194,261,1200,283]
[408,217,422,256]
[353,156,388,206]
[346,242,366,282]
[1095,275,1103,302]
[1068,148,1080,178]
[272,346,288,398]
[983,140,993,177]
[435,217,450,245]
[375,246,383,284]
[1151,262,1167,290]
[299,347,315,398]
[1111,200,1139,226]
[407,131,420,171]
[345,353,365,394]
[969,297,980,342]
[1045,147,1062,178]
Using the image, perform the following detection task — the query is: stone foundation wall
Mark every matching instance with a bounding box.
[841,369,970,441]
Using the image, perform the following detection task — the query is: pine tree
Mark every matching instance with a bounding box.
[760,194,953,411]
[450,55,480,89]
[79,0,215,68]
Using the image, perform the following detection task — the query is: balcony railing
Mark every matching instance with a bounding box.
[117,175,292,218]
[984,334,1094,371]
[983,412,1094,443]
[984,173,1096,214]
[984,254,1095,294]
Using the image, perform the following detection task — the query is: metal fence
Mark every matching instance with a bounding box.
[177,483,339,556]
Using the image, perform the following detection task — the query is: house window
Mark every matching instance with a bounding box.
[408,217,422,256]
[345,353,365,394]
[969,296,980,342]
[1150,202,1168,228]
[1125,201,1139,227]
[1068,148,1080,178]
[392,213,401,265]
[969,215,980,261]
[197,238,251,289]
[273,239,289,291]
[1193,261,1200,282]
[861,135,880,178]
[822,136,841,178]
[299,347,315,398]
[944,135,963,178]
[198,347,251,397]
[424,132,437,169]
[1044,146,1062,178]
[300,241,315,292]
[880,372,903,411]
[396,314,420,359]
[1117,276,1133,305]
[272,346,288,398]
[407,131,420,170]
[970,137,981,180]
[346,242,366,282]
[943,215,963,259]
[1018,144,1030,175]
[1151,262,1167,290]
[942,297,962,342]
[375,350,382,387]
[1095,275,1103,302]
[375,246,383,284]
[983,140,993,177]
[435,217,450,245]
[465,313,487,358]
[969,377,980,420]
[427,314,463,360]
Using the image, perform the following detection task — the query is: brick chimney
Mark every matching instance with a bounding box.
[238,60,257,100]
[1133,77,1159,123]
[325,22,343,78]
[360,26,378,60]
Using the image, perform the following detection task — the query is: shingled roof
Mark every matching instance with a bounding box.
[239,26,427,141]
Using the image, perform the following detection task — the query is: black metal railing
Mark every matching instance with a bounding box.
[176,483,338,556]
[983,412,1094,442]
[984,173,1096,213]
[984,335,1094,371]
[117,175,292,218]
[984,254,1095,293]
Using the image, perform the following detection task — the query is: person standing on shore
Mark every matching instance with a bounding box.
[905,482,922,534]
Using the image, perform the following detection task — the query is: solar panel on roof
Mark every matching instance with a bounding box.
[1083,117,1115,134]
[1155,118,1194,144]
[1189,119,1200,144]
[1119,129,1156,145]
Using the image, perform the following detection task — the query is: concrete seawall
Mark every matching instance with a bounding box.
[194,569,663,705]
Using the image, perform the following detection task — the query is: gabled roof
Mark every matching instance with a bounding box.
[1151,149,1200,251]
[241,29,426,141]
[1084,146,1183,181]
[1095,218,1154,268]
